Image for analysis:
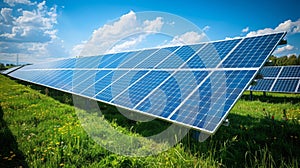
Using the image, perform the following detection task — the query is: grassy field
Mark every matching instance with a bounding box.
[0,74,299,167]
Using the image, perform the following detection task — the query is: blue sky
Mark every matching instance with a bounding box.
[1,0,300,64]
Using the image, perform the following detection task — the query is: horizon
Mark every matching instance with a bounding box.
[1,0,300,64]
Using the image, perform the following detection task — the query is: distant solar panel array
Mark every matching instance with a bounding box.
[1,66,23,75]
[249,65,300,93]
[5,32,286,134]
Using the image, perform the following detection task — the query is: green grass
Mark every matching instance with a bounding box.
[0,74,299,167]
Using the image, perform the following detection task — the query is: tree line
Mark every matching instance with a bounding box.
[0,63,16,70]
[267,54,300,66]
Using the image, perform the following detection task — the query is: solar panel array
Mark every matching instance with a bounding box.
[249,65,300,93]
[7,32,286,134]
[1,66,23,75]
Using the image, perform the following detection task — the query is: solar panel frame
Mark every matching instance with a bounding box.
[1,66,24,75]
[8,32,287,134]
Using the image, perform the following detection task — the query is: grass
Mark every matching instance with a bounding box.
[0,74,299,167]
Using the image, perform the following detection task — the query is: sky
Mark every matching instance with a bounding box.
[0,0,300,64]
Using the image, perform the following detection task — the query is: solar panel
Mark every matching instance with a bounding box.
[1,66,23,75]
[8,32,286,134]
[249,65,300,93]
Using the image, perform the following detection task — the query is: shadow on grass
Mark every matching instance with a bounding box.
[183,112,300,167]
[0,105,28,168]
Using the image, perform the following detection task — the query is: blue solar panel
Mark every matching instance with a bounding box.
[136,46,179,68]
[260,66,281,77]
[170,70,256,132]
[249,65,300,93]
[250,79,275,92]
[157,44,204,68]
[222,33,283,68]
[272,79,299,93]
[187,39,241,68]
[279,66,300,77]
[8,32,286,134]
[119,49,158,68]
[80,70,112,97]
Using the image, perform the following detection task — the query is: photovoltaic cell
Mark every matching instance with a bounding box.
[250,79,275,92]
[7,32,286,135]
[279,66,300,77]
[249,65,300,93]
[272,79,299,92]
[222,33,283,68]
[260,66,281,77]
[157,44,204,69]
[136,46,179,68]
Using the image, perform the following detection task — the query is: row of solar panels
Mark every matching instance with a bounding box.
[18,33,282,70]
[249,65,300,93]
[1,66,24,75]
[2,32,286,135]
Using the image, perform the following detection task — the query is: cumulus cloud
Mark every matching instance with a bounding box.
[143,17,163,32]
[0,0,68,63]
[273,44,294,55]
[4,0,34,6]
[107,34,148,54]
[0,1,58,42]
[242,27,249,33]
[246,19,300,37]
[71,41,87,57]
[76,11,165,56]
[168,31,206,46]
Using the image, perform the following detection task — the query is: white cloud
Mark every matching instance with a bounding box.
[242,27,249,33]
[76,11,165,56]
[168,31,206,46]
[247,19,300,37]
[1,1,58,42]
[1,8,14,23]
[71,41,87,56]
[203,25,210,32]
[224,36,242,40]
[143,17,163,32]
[0,1,68,63]
[4,0,34,6]
[273,44,294,55]
[107,34,147,54]
[287,53,297,57]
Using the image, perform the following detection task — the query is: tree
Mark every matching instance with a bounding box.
[267,55,300,66]
[287,55,297,65]
[0,63,5,70]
